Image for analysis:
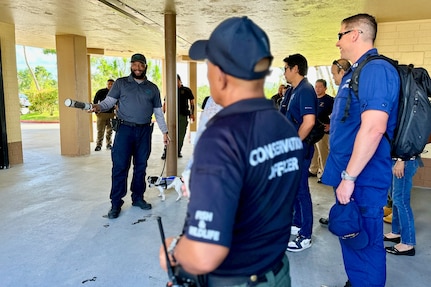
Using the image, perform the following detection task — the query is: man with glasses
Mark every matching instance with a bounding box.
[281,53,318,252]
[322,14,399,287]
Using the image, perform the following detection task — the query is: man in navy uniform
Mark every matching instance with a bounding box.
[159,16,303,287]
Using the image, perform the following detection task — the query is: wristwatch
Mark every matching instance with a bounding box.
[341,170,357,182]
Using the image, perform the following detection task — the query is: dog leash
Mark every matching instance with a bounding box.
[160,145,167,177]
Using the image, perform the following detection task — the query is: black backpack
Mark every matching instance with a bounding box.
[347,54,431,160]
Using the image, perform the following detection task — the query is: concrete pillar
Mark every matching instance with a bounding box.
[165,12,177,176]
[56,35,90,156]
[188,61,197,135]
[0,22,23,166]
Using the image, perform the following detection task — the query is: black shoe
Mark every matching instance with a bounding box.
[132,200,152,210]
[106,144,112,150]
[385,246,415,256]
[319,217,329,226]
[308,171,317,177]
[317,178,322,184]
[383,235,401,243]
[178,152,183,158]
[107,207,121,219]
[95,146,102,151]
[344,281,352,287]
[161,152,166,160]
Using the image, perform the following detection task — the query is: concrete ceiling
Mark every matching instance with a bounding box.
[1,0,431,66]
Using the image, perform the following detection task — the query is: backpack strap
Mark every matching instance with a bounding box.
[344,54,398,142]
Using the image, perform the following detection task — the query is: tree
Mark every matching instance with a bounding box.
[18,65,58,115]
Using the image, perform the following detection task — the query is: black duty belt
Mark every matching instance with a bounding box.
[119,120,151,127]
[207,258,284,287]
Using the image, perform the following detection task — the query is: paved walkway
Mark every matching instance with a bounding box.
[0,123,430,286]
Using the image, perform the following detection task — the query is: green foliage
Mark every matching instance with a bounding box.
[90,57,162,96]
[90,56,128,95]
[196,86,210,109]
[20,110,59,121]
[17,65,59,115]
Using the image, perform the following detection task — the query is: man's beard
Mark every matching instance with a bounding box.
[131,67,147,79]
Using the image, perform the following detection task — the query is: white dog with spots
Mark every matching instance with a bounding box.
[147,176,182,201]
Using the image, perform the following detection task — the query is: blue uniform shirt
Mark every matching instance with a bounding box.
[106,75,162,124]
[283,78,317,131]
[185,98,303,276]
[322,48,399,204]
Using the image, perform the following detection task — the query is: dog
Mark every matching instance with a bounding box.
[147,176,182,201]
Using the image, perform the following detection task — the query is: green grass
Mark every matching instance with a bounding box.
[20,111,59,122]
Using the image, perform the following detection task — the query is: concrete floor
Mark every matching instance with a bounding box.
[0,123,430,287]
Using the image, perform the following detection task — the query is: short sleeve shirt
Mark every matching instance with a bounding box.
[107,75,162,124]
[284,78,318,131]
[185,98,303,276]
[322,48,399,203]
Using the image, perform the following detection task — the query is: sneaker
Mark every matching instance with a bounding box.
[106,144,112,150]
[290,225,300,235]
[319,217,329,226]
[286,235,312,252]
[95,146,102,151]
[107,207,121,219]
[178,152,183,158]
[132,200,152,210]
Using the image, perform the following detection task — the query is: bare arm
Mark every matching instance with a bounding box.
[189,99,195,121]
[336,110,388,204]
[160,235,229,275]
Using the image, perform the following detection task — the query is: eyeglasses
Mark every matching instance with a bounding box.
[337,29,363,40]
[332,60,343,70]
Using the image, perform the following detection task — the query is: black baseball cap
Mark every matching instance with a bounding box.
[130,53,147,64]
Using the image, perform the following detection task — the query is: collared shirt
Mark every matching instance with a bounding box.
[322,48,399,197]
[101,74,162,124]
[185,98,303,276]
[283,78,318,131]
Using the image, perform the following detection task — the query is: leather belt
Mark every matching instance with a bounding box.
[207,258,284,287]
[119,120,151,127]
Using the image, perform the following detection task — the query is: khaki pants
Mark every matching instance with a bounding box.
[96,112,114,147]
[309,133,329,178]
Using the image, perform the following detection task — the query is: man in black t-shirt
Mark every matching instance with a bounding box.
[309,79,334,183]
[161,75,195,159]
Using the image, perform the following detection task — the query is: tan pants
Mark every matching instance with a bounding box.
[96,112,114,147]
[309,133,329,179]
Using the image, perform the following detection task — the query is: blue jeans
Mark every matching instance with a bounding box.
[292,143,314,238]
[110,124,152,208]
[390,159,419,246]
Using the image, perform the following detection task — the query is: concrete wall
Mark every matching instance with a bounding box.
[0,22,23,165]
[377,19,431,188]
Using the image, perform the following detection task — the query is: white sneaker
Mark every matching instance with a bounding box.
[290,225,300,235]
[286,235,312,252]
